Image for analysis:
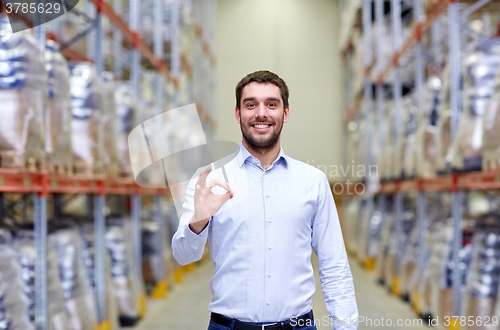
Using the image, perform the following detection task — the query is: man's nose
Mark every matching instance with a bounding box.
[255,104,268,118]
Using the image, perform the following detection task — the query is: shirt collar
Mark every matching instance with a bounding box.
[235,142,288,169]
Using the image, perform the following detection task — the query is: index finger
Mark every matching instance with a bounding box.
[195,166,212,188]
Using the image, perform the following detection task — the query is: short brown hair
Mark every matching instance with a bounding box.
[235,71,289,109]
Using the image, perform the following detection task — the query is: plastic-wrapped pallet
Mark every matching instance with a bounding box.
[45,40,72,174]
[0,14,47,170]
[106,215,144,326]
[364,208,385,270]
[79,224,119,330]
[388,197,416,295]
[50,229,96,330]
[379,103,395,180]
[0,229,33,330]
[435,64,454,174]
[411,74,441,179]
[114,84,139,177]
[344,197,361,255]
[415,194,449,318]
[394,95,418,179]
[450,38,500,172]
[376,198,394,285]
[69,62,104,175]
[141,206,168,292]
[101,72,119,178]
[462,219,500,330]
[356,199,368,264]
[13,230,70,329]
[421,219,474,326]
[482,69,500,171]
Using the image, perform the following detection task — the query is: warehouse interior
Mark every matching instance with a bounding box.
[0,0,500,329]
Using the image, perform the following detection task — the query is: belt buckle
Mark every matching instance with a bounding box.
[261,323,278,330]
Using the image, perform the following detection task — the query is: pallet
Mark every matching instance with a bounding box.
[0,155,43,173]
[73,160,103,176]
[483,150,500,172]
[48,163,73,176]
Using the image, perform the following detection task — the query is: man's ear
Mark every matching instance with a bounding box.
[283,105,289,123]
[235,106,241,124]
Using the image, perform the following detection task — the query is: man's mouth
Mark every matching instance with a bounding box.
[252,123,272,130]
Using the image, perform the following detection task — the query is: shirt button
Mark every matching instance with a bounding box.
[268,219,272,223]
[267,301,271,305]
[266,194,270,198]
[191,253,195,256]
[195,239,199,242]
[268,246,272,250]
[267,273,271,277]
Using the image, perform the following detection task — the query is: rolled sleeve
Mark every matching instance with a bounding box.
[311,174,359,330]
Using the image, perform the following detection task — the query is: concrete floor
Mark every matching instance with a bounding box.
[134,255,433,330]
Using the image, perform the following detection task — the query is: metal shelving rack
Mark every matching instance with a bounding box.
[340,0,500,323]
[0,0,217,329]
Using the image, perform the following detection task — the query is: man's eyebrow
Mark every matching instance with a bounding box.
[242,97,256,103]
[267,97,281,102]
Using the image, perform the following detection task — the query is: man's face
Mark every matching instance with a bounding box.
[235,82,289,151]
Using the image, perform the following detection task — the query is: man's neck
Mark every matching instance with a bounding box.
[242,139,281,170]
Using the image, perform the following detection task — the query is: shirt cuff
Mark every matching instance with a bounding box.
[184,219,210,247]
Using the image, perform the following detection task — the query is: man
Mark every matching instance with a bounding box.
[172,71,358,330]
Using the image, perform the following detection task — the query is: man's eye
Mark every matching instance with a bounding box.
[247,103,255,108]
[268,103,276,107]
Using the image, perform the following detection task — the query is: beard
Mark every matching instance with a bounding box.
[240,114,284,152]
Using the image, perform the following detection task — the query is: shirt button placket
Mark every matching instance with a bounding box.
[263,170,272,310]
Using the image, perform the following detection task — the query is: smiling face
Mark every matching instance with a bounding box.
[235,82,289,152]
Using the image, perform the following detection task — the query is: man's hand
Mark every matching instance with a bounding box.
[189,166,234,234]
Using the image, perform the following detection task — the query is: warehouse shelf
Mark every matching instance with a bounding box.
[0,0,217,328]
[378,170,500,193]
[341,0,500,324]
[343,0,448,124]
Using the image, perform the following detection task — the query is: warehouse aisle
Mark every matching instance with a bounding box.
[134,255,431,330]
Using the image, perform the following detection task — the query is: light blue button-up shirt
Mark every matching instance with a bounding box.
[172,142,358,329]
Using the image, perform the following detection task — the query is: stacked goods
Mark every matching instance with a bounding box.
[344,197,362,255]
[415,194,448,318]
[436,64,453,174]
[114,84,139,177]
[0,15,47,170]
[395,95,418,179]
[45,40,73,174]
[388,197,416,294]
[79,224,120,330]
[380,104,395,180]
[105,215,143,326]
[356,199,368,264]
[0,229,33,330]
[482,69,500,171]
[450,39,500,172]
[376,198,394,285]
[411,75,442,179]
[69,62,104,175]
[364,208,385,270]
[422,219,474,326]
[401,227,419,301]
[49,229,96,330]
[141,206,166,289]
[101,72,119,178]
[463,218,500,330]
[13,230,69,329]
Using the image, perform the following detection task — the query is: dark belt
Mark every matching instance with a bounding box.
[210,310,314,330]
